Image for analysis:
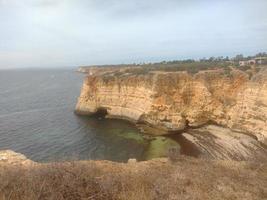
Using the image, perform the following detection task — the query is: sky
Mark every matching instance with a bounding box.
[0,0,267,69]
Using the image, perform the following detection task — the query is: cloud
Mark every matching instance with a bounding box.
[32,0,61,7]
[0,0,62,7]
[0,0,267,68]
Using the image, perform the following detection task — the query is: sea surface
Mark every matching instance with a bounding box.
[0,69,198,162]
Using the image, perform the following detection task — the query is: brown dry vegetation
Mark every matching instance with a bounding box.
[81,62,267,78]
[0,156,266,200]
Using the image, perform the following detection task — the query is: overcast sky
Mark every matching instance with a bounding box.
[0,0,267,69]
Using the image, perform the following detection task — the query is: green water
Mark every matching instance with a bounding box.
[112,126,181,160]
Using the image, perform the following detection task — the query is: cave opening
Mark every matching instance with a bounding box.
[185,119,190,129]
[92,108,108,118]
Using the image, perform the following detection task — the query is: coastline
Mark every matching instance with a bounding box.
[75,66,267,143]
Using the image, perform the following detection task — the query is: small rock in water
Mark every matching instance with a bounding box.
[142,135,153,141]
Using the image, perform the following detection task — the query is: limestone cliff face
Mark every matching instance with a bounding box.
[75,68,267,142]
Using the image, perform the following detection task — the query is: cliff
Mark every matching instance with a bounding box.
[75,66,267,143]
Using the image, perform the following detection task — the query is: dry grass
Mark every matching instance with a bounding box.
[0,157,266,200]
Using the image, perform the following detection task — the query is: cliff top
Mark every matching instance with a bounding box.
[0,150,266,200]
[78,62,266,80]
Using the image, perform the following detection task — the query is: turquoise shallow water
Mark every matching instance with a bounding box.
[0,69,197,162]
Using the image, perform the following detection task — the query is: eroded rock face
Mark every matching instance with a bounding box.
[75,67,267,142]
[182,125,267,161]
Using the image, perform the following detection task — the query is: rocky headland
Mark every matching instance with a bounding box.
[75,65,267,160]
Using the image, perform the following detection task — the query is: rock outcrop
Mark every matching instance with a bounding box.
[182,125,267,161]
[75,67,267,142]
[0,150,34,166]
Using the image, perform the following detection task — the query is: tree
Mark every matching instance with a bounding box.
[255,52,267,57]
[224,56,229,61]
[233,54,244,61]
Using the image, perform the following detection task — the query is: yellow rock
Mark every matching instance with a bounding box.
[75,67,267,143]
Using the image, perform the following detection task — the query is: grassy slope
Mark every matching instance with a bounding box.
[0,156,266,200]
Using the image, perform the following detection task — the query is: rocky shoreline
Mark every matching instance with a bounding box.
[75,65,267,161]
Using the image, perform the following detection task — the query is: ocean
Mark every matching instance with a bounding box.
[0,69,195,162]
